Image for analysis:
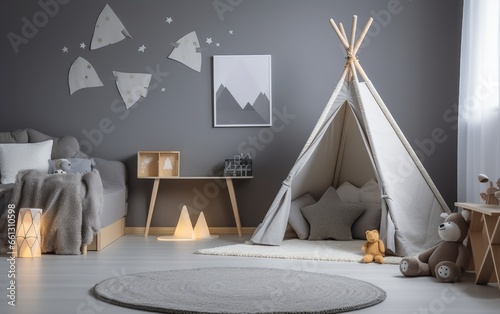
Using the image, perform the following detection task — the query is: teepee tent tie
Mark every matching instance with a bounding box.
[250,16,451,257]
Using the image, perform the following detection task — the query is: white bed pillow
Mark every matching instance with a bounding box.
[0,140,53,184]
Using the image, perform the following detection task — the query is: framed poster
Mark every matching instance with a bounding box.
[213,55,272,127]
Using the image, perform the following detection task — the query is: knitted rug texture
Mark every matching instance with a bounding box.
[93,267,386,313]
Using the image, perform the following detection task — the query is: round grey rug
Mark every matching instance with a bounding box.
[92,267,386,313]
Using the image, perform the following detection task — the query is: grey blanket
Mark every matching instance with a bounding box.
[0,169,103,255]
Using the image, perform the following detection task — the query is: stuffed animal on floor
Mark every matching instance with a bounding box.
[399,210,471,283]
[53,158,71,174]
[361,230,385,263]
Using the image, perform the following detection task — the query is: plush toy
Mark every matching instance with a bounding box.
[361,230,385,264]
[399,210,471,283]
[53,158,71,174]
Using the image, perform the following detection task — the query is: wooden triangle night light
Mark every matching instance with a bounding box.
[157,206,218,241]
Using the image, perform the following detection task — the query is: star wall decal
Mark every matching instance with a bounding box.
[138,45,146,52]
[166,17,173,24]
[229,30,233,34]
[80,42,86,49]
[62,46,68,53]
[206,38,212,44]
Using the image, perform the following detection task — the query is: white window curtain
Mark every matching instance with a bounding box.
[458,0,500,203]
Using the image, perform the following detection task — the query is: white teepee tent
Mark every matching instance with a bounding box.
[250,16,451,257]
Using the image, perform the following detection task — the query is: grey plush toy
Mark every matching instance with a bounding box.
[53,158,71,174]
[399,210,471,283]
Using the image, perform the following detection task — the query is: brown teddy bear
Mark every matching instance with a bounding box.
[361,230,385,263]
[399,210,470,283]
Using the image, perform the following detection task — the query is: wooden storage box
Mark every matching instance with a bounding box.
[137,151,180,178]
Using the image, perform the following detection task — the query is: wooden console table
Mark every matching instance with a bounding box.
[455,202,500,290]
[142,176,252,238]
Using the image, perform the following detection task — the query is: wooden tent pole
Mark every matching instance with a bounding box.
[350,62,359,81]
[352,17,373,56]
[354,60,369,83]
[329,18,349,50]
[338,23,349,48]
[347,15,358,81]
[349,15,357,56]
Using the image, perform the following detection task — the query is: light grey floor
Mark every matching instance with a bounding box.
[1,234,499,314]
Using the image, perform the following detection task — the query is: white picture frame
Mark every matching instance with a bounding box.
[213,55,272,127]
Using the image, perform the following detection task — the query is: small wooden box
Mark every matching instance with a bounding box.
[137,151,180,178]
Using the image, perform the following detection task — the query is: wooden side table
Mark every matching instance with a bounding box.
[137,151,252,238]
[142,176,252,238]
[455,202,500,290]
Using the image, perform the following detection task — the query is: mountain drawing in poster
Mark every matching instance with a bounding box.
[214,56,271,126]
[215,84,269,126]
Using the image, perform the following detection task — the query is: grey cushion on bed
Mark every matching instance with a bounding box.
[48,158,93,174]
[288,193,316,239]
[301,186,365,241]
[27,129,88,159]
[0,129,29,143]
[0,129,87,159]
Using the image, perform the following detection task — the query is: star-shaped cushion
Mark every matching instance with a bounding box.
[301,186,365,240]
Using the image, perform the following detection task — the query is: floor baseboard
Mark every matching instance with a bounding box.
[125,226,256,236]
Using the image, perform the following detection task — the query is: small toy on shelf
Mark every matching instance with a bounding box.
[224,153,252,177]
[478,174,499,205]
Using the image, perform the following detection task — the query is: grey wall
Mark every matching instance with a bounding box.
[0,0,462,228]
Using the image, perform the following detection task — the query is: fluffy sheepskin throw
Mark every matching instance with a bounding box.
[0,169,103,254]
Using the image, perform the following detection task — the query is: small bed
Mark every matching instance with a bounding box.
[0,129,127,253]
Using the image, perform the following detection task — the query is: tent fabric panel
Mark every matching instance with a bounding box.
[248,183,292,245]
[291,105,343,200]
[363,80,450,213]
[336,105,377,188]
[250,81,350,245]
[356,82,446,256]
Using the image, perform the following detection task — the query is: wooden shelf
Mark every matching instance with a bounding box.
[137,151,180,178]
[455,202,500,290]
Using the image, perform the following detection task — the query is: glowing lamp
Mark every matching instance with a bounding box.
[157,206,218,241]
[16,208,42,258]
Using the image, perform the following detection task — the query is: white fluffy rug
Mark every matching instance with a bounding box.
[195,239,403,264]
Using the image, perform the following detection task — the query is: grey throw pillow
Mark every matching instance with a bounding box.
[301,187,365,241]
[48,158,93,174]
[351,202,382,240]
[288,193,316,239]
